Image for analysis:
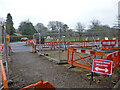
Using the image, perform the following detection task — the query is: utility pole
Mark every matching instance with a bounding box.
[0,21,2,44]
[118,1,120,46]
[58,28,61,64]
[4,24,9,80]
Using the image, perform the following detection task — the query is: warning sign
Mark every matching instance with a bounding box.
[92,59,113,75]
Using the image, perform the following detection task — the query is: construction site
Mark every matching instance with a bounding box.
[0,0,120,90]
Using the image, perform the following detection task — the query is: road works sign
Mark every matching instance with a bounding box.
[92,59,113,75]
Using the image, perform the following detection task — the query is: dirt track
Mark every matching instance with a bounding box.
[9,51,106,88]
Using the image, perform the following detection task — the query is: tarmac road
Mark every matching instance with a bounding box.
[10,41,32,52]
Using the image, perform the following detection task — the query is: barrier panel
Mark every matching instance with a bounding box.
[20,80,55,90]
[106,50,120,72]
[67,47,104,70]
[101,40,116,47]
[85,40,100,47]
[27,39,34,45]
[8,44,11,55]
[0,60,9,90]
[68,40,100,48]
[35,40,101,51]
[32,42,36,53]
[36,41,68,50]
[68,41,85,48]
[101,40,120,50]
[0,44,4,52]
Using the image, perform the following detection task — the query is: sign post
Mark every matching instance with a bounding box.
[90,59,113,88]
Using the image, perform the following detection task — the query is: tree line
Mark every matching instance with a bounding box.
[5,13,118,40]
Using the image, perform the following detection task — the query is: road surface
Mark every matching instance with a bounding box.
[10,41,32,52]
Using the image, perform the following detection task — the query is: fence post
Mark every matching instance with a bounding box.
[3,25,9,80]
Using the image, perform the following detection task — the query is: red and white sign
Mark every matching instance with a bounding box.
[92,59,113,75]
[101,40,116,47]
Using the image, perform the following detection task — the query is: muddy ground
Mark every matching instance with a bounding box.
[39,50,120,87]
[8,50,120,89]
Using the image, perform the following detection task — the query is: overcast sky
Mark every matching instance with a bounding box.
[0,0,119,29]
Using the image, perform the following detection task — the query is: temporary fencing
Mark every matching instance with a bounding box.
[36,41,68,50]
[0,44,4,52]
[32,41,36,53]
[68,46,120,74]
[106,50,120,72]
[67,47,104,70]
[67,40,100,48]
[35,40,101,51]
[27,39,34,45]
[20,80,55,90]
[33,40,120,52]
[0,44,11,55]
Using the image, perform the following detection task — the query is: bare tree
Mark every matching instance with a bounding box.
[35,23,48,36]
[47,21,57,32]
[75,22,85,40]
[47,21,64,33]
[90,19,101,29]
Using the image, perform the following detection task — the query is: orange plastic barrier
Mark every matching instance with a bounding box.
[27,39,34,45]
[0,60,9,90]
[36,41,68,50]
[0,44,4,52]
[67,48,104,70]
[106,50,120,72]
[8,44,11,54]
[32,42,36,53]
[20,80,55,90]
[68,40,100,48]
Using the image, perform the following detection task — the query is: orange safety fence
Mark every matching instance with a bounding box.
[20,80,55,90]
[0,44,11,54]
[36,41,68,50]
[67,40,100,48]
[67,47,104,70]
[27,39,34,45]
[8,44,11,55]
[106,50,120,72]
[0,60,9,90]
[0,44,4,52]
[32,42,36,53]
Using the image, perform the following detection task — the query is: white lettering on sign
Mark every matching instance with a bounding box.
[95,61,110,64]
[103,41,115,45]
[103,42,106,45]
[96,64,108,67]
[111,41,115,44]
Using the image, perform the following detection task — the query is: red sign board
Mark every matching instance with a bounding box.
[92,59,113,75]
[101,40,116,47]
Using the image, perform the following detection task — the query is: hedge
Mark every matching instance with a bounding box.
[10,35,33,42]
